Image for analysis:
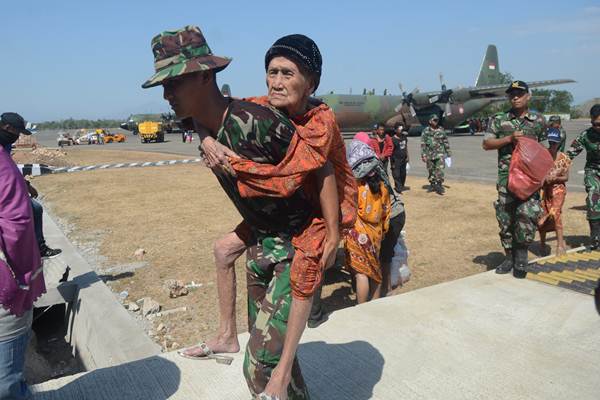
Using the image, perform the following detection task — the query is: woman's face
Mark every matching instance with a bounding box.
[266,56,314,116]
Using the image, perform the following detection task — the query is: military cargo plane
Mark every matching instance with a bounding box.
[318,45,575,135]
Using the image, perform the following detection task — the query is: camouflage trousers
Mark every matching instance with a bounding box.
[494,184,542,250]
[426,158,445,185]
[243,235,310,400]
[584,168,600,221]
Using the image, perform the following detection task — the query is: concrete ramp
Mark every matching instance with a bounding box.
[32,271,600,399]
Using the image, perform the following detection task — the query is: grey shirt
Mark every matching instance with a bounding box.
[0,307,32,342]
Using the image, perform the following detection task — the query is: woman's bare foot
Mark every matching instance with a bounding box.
[182,336,240,357]
[556,244,567,256]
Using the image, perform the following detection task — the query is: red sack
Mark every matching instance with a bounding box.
[508,137,554,200]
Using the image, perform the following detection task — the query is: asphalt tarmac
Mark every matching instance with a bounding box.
[34,120,592,191]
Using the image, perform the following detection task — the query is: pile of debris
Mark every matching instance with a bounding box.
[12,147,72,168]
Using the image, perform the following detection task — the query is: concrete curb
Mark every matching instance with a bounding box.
[42,210,161,370]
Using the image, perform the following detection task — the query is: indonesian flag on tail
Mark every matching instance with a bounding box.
[488,64,496,70]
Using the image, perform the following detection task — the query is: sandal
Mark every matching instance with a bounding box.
[256,393,280,400]
[177,342,234,365]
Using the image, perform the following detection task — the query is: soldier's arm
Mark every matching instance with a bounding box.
[482,117,521,150]
[483,134,519,150]
[443,132,451,157]
[420,129,427,159]
[565,132,585,160]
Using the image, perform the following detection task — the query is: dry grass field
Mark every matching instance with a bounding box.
[24,148,590,351]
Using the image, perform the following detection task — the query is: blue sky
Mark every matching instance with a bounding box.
[1,0,598,122]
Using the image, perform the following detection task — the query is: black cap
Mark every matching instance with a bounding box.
[505,80,529,94]
[265,34,322,93]
[548,115,561,123]
[1,112,32,135]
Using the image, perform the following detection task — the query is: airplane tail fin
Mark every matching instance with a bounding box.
[475,45,501,87]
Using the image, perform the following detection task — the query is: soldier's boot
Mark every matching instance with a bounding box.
[512,245,529,279]
[427,182,435,192]
[437,181,445,194]
[495,249,513,274]
[589,220,600,250]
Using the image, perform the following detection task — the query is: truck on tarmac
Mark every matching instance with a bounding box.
[138,121,165,143]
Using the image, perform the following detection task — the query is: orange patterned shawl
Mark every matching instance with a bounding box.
[230,96,357,299]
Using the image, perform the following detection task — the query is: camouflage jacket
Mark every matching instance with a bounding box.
[566,127,600,170]
[214,100,312,235]
[420,127,451,160]
[486,109,547,186]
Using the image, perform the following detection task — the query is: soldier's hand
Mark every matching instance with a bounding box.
[511,131,524,143]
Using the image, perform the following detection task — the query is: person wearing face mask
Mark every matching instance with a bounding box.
[566,104,600,249]
[0,112,46,400]
[1,114,62,260]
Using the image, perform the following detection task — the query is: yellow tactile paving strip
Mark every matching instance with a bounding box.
[527,250,600,295]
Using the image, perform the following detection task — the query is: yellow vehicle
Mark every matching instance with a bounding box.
[98,129,126,143]
[138,121,165,143]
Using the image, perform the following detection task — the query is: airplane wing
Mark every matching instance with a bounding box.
[468,79,575,96]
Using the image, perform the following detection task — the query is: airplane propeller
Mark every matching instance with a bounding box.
[395,83,418,116]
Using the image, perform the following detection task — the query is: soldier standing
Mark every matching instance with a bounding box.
[565,104,600,249]
[420,115,451,195]
[483,81,547,277]
[548,115,567,152]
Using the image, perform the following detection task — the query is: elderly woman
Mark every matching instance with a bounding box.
[188,35,357,399]
[345,134,392,303]
[0,113,45,400]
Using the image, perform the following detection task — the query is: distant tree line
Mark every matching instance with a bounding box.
[36,118,123,130]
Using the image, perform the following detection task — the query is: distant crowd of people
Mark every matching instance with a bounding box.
[2,23,600,400]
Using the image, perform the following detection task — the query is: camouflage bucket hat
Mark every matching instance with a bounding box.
[142,25,231,89]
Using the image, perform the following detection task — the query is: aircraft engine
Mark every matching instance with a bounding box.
[450,88,470,103]
[410,93,433,106]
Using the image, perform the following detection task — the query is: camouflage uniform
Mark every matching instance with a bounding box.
[142,26,311,397]
[420,126,451,187]
[215,100,310,399]
[486,110,547,250]
[566,127,600,222]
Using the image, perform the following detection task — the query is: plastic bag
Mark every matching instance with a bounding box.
[445,157,452,168]
[406,163,411,171]
[390,235,411,288]
[508,137,554,201]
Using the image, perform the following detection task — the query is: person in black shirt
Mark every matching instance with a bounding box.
[390,122,410,193]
